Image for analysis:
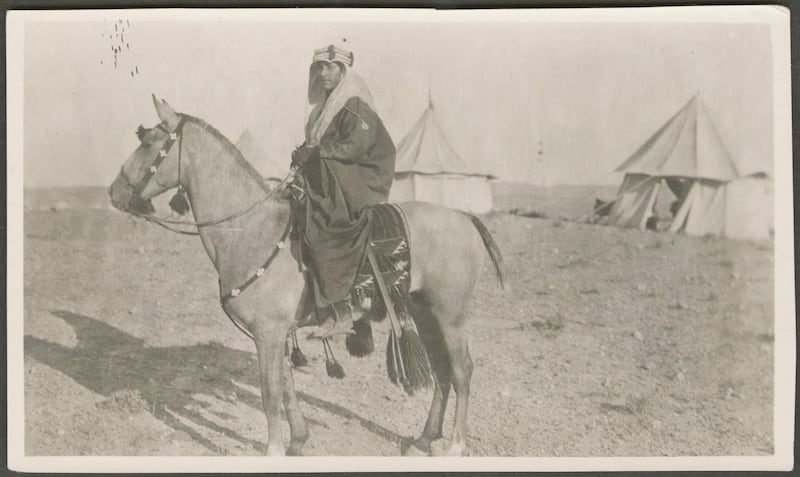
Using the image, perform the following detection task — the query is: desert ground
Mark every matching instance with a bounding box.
[22,184,774,457]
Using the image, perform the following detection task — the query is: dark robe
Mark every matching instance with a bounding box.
[301,96,396,302]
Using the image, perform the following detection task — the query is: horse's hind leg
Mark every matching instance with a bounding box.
[439,323,473,456]
[404,296,452,456]
[282,360,309,456]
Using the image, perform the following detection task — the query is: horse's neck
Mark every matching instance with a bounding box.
[182,123,267,224]
[181,121,289,283]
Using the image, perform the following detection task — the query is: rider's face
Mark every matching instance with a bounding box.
[319,62,343,92]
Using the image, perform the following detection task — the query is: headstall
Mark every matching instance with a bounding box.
[122,116,188,202]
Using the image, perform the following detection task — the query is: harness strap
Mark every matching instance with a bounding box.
[219,277,255,340]
[132,117,187,199]
[366,247,403,338]
[219,217,294,306]
[145,217,200,236]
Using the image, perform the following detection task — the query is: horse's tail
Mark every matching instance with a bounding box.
[465,213,506,290]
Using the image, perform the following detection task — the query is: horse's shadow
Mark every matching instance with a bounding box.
[24,310,407,455]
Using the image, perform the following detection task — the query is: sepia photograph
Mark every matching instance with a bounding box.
[6,6,794,472]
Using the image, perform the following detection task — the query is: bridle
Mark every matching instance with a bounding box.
[119,113,307,337]
[121,116,187,202]
[120,114,298,236]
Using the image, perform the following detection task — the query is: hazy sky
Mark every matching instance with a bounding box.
[21,9,777,188]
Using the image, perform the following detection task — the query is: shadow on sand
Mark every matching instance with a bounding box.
[24,310,407,455]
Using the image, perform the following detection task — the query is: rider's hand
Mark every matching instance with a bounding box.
[291,145,317,168]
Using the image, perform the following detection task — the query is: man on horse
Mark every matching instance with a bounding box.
[291,44,396,339]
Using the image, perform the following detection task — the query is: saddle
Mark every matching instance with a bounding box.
[351,203,411,316]
[287,188,413,318]
[289,195,431,392]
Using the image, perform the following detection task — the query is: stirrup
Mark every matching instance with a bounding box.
[294,310,319,329]
[308,302,355,339]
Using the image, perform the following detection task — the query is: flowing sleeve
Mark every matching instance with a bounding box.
[317,97,378,164]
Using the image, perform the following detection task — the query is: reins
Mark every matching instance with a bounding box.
[131,171,298,236]
[121,113,307,342]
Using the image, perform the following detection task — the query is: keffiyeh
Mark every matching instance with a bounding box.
[305,46,376,146]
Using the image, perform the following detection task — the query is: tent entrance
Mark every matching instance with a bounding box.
[608,174,683,231]
[607,95,772,241]
[669,178,725,236]
[608,174,692,232]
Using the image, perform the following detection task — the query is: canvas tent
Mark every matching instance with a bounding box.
[389,100,494,214]
[607,95,771,241]
[235,130,287,183]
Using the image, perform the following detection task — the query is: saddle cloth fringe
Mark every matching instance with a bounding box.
[351,203,411,319]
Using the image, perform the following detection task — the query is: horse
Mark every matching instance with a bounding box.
[109,95,505,456]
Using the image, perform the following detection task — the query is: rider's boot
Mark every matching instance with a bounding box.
[309,300,356,339]
[294,279,319,328]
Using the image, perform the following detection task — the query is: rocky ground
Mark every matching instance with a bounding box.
[22,187,775,457]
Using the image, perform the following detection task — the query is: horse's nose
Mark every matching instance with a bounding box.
[108,174,130,211]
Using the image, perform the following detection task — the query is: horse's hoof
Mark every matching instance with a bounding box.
[286,446,304,457]
[430,438,466,456]
[266,444,286,456]
[442,442,467,457]
[403,442,430,456]
[287,434,309,456]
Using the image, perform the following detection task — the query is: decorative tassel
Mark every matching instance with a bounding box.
[345,317,374,357]
[383,303,432,395]
[386,329,400,385]
[289,330,308,367]
[370,293,387,322]
[136,124,148,141]
[325,358,345,379]
[168,187,191,216]
[291,346,308,367]
[323,339,345,379]
[398,321,432,394]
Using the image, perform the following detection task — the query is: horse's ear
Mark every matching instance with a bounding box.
[152,93,178,123]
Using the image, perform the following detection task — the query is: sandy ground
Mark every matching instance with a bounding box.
[22,187,774,457]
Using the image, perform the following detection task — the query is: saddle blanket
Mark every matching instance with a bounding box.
[351,203,411,310]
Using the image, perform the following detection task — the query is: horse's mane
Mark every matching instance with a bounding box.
[184,114,273,193]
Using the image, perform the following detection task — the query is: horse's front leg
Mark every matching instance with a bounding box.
[282,359,308,455]
[253,322,288,456]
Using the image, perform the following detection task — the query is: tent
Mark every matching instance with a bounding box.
[234,129,287,183]
[607,95,771,241]
[389,100,494,214]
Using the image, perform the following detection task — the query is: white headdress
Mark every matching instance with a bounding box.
[305,44,376,146]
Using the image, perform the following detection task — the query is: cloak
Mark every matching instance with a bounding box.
[301,96,396,302]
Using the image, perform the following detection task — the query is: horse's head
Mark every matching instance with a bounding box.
[109,94,186,215]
